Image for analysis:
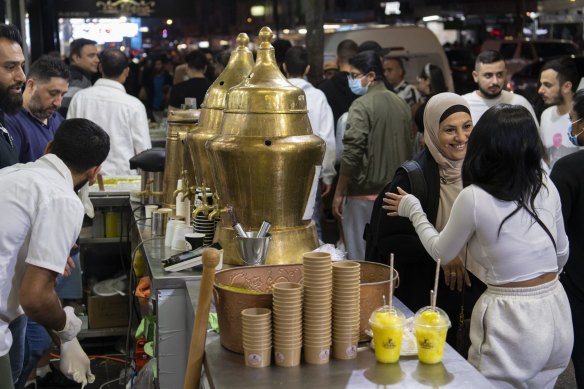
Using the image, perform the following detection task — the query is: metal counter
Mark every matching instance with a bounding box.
[137,219,202,389]
[184,282,494,389]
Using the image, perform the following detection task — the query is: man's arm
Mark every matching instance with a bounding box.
[19,264,65,331]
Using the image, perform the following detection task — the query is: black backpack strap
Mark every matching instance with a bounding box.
[400,160,427,206]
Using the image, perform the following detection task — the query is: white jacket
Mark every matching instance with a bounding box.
[288,78,336,184]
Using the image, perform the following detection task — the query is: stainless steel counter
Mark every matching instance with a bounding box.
[184,282,494,389]
[137,218,202,389]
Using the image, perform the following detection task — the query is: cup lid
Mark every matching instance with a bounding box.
[413,306,451,328]
[368,305,406,328]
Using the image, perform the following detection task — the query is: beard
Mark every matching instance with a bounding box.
[478,84,503,99]
[28,93,55,121]
[74,178,89,193]
[546,92,564,107]
[0,82,23,114]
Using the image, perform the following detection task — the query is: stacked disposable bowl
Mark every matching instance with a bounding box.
[332,261,361,359]
[241,308,272,368]
[302,252,332,364]
[272,282,303,367]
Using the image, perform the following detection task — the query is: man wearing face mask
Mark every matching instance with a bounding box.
[0,119,109,389]
[538,57,580,168]
[333,50,412,260]
[0,24,26,169]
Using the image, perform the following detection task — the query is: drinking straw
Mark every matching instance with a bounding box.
[389,253,395,311]
[431,258,441,309]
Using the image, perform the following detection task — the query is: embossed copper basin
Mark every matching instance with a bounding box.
[214,264,303,353]
[213,262,398,353]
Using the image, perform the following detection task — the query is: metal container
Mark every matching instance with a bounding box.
[161,108,200,209]
[187,33,254,195]
[207,27,325,265]
[237,233,272,265]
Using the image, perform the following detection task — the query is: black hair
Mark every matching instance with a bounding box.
[337,39,358,63]
[273,39,292,65]
[419,63,448,95]
[0,24,22,46]
[541,57,579,93]
[284,46,308,77]
[28,56,70,83]
[185,50,208,71]
[69,38,97,60]
[462,104,546,237]
[51,119,110,173]
[358,40,382,53]
[475,50,503,70]
[215,50,231,68]
[99,49,128,77]
[349,50,383,81]
[573,89,584,120]
[383,56,406,75]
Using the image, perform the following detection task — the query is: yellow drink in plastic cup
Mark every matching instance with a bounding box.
[369,307,406,363]
[414,306,451,364]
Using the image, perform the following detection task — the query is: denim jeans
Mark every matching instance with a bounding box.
[9,315,52,389]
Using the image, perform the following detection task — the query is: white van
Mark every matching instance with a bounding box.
[323,26,454,92]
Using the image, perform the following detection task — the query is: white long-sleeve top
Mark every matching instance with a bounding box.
[397,175,569,286]
[288,78,336,184]
[67,78,152,176]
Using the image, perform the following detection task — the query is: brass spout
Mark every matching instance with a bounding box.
[192,203,212,218]
[207,205,220,220]
[135,178,163,199]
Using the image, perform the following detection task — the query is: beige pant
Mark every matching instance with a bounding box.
[468,277,573,388]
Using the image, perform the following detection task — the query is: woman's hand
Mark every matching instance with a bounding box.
[382,187,410,216]
[442,256,471,292]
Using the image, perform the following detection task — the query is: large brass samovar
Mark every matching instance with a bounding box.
[161,108,199,209]
[187,33,254,196]
[207,26,324,265]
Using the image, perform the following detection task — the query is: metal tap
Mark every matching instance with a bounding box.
[173,170,193,201]
[135,178,163,199]
[207,192,222,220]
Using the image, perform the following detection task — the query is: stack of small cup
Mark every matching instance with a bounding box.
[272,282,303,367]
[332,261,361,360]
[302,252,333,364]
[241,308,272,368]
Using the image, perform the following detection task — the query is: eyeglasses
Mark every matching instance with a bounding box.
[348,72,364,80]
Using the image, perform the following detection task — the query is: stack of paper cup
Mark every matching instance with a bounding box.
[165,220,184,247]
[272,282,302,367]
[241,308,272,368]
[171,224,193,251]
[332,261,361,360]
[302,252,332,365]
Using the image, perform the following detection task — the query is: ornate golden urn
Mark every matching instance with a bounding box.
[161,108,199,209]
[207,26,324,265]
[187,33,254,196]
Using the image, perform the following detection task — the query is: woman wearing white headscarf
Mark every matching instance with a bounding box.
[367,92,486,349]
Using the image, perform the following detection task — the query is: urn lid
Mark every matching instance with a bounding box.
[202,33,254,110]
[225,27,307,114]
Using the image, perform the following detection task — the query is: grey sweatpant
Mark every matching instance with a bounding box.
[342,197,374,260]
[468,277,573,389]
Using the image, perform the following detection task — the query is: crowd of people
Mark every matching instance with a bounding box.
[0,19,583,389]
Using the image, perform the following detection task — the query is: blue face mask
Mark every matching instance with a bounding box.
[348,77,369,96]
[567,118,583,146]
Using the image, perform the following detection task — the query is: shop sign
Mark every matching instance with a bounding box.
[56,0,195,18]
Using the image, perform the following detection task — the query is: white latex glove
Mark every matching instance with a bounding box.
[60,337,95,388]
[55,306,82,342]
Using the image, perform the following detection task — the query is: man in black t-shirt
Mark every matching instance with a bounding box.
[168,50,212,110]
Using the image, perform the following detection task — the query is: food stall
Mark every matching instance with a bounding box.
[129,26,495,389]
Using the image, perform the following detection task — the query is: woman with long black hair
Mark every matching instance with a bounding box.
[384,104,572,388]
